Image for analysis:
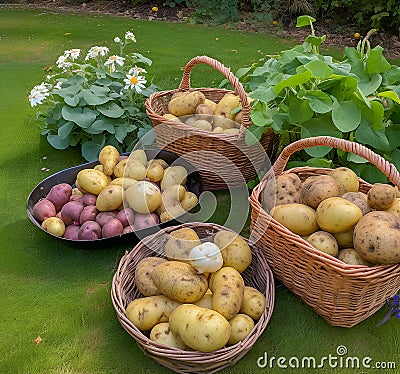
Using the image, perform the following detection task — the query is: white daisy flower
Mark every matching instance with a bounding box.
[104,55,125,72]
[56,55,72,69]
[28,85,49,107]
[125,31,136,42]
[128,66,147,75]
[85,46,110,60]
[124,74,147,93]
[65,48,81,60]
[114,36,121,43]
[54,81,63,90]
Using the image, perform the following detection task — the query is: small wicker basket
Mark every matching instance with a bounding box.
[249,136,400,328]
[111,222,275,373]
[145,55,280,190]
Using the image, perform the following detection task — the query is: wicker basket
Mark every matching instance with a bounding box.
[111,222,275,373]
[249,136,400,328]
[145,55,280,190]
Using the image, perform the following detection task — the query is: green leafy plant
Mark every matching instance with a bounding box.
[29,30,158,161]
[221,15,400,183]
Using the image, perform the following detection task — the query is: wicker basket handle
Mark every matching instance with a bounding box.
[271,136,400,187]
[179,55,251,130]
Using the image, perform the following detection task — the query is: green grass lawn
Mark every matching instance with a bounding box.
[1,7,399,374]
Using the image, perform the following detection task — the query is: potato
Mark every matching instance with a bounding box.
[240,286,266,320]
[184,115,197,127]
[193,292,213,309]
[80,193,97,206]
[333,228,354,248]
[46,183,73,211]
[338,248,373,266]
[195,103,214,122]
[150,322,188,350]
[60,200,84,225]
[63,224,80,240]
[168,91,206,117]
[209,266,244,320]
[300,175,340,209]
[41,217,65,237]
[160,166,188,191]
[270,203,319,236]
[125,181,162,214]
[164,227,201,262]
[95,184,123,212]
[192,119,213,131]
[76,169,108,195]
[262,173,302,211]
[134,257,167,296]
[133,212,159,231]
[213,230,252,273]
[79,205,99,224]
[212,126,224,134]
[129,149,147,166]
[214,93,240,121]
[146,162,164,183]
[328,167,360,195]
[151,261,208,303]
[306,231,339,257]
[78,220,102,240]
[227,314,255,345]
[109,177,137,190]
[71,187,84,197]
[116,208,135,227]
[180,191,198,211]
[169,304,231,352]
[341,192,371,215]
[367,183,397,210]
[102,218,123,238]
[385,198,400,217]
[98,145,119,176]
[125,295,181,331]
[353,211,400,264]
[124,160,147,181]
[316,197,362,233]
[223,128,240,135]
[204,98,218,112]
[32,198,56,222]
[162,113,182,122]
[113,159,128,178]
[158,184,186,214]
[159,206,186,223]
[147,158,169,170]
[95,211,117,227]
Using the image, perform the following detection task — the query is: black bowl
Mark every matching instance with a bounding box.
[27,148,203,249]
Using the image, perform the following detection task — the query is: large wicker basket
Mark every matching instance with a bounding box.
[145,55,280,190]
[249,136,400,328]
[111,222,275,373]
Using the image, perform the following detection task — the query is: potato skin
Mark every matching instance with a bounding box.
[169,304,231,352]
[306,231,339,257]
[98,145,119,176]
[328,167,359,195]
[126,295,181,331]
[300,175,340,209]
[168,91,206,117]
[385,198,400,217]
[338,248,373,266]
[341,192,371,215]
[76,169,108,195]
[164,228,201,262]
[151,261,208,303]
[367,183,396,210]
[228,314,255,345]
[95,184,123,211]
[134,257,167,296]
[209,266,245,321]
[240,286,266,320]
[353,211,400,264]
[150,322,188,350]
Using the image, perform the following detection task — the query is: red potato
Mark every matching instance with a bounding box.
[95,211,117,227]
[81,194,97,206]
[46,183,73,211]
[60,200,84,225]
[116,208,135,227]
[64,224,81,240]
[80,205,99,224]
[122,225,134,234]
[78,221,102,240]
[32,199,57,222]
[119,155,129,162]
[133,213,159,231]
[102,218,124,238]
[69,195,82,202]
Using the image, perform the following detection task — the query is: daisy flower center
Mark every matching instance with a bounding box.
[130,76,139,85]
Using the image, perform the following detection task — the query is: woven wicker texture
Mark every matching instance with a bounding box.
[111,222,275,373]
[249,136,400,328]
[145,55,280,190]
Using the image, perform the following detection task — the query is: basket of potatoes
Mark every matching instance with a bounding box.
[111,222,274,373]
[145,55,280,190]
[249,136,400,328]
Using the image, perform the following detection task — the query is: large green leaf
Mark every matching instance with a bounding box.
[386,123,400,150]
[81,135,106,162]
[47,134,71,149]
[81,89,112,106]
[378,90,400,104]
[381,66,400,86]
[61,106,97,128]
[332,100,361,132]
[390,148,400,172]
[301,90,332,113]
[366,46,391,74]
[250,84,277,103]
[250,109,274,127]
[301,60,332,79]
[97,102,125,118]
[305,35,326,49]
[358,73,382,96]
[115,125,128,143]
[354,119,390,151]
[288,97,313,124]
[245,125,265,146]
[85,119,116,134]
[57,121,74,139]
[274,70,312,94]
[296,15,316,27]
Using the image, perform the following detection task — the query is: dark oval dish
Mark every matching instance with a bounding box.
[26,148,203,249]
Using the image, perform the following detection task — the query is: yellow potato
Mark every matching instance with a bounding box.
[204,98,218,112]
[98,145,120,176]
[341,192,371,215]
[109,177,137,190]
[240,286,266,320]
[150,322,188,350]
[164,228,201,262]
[134,257,167,296]
[306,231,339,257]
[124,160,147,181]
[160,166,188,191]
[180,191,198,211]
[95,184,123,211]
[328,167,360,195]
[300,175,340,209]
[168,91,206,117]
[129,149,147,166]
[192,119,213,131]
[227,314,255,345]
[76,169,108,195]
[124,181,162,213]
[41,217,65,237]
[169,304,231,352]
[338,248,373,266]
[367,183,397,210]
[385,198,400,217]
[162,113,182,122]
[113,159,128,178]
[333,228,354,248]
[214,93,240,121]
[146,162,164,182]
[193,292,213,309]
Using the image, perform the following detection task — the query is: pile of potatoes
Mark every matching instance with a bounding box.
[162,91,245,135]
[262,167,400,265]
[125,227,267,352]
[32,145,199,240]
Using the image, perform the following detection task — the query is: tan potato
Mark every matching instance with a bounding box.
[159,206,186,223]
[193,292,213,309]
[385,198,400,217]
[353,211,400,264]
[367,183,397,210]
[150,322,188,350]
[341,192,371,215]
[209,266,245,320]
[270,203,319,236]
[227,314,255,345]
[98,145,120,176]
[147,158,169,170]
[41,217,65,237]
[212,126,224,134]
[169,304,231,352]
[124,160,147,181]
[213,230,252,273]
[192,119,213,131]
[95,184,123,211]
[146,162,164,182]
[162,113,182,122]
[316,197,362,233]
[71,187,84,197]
[184,115,197,127]
[328,167,360,195]
[125,295,181,331]
[240,286,266,320]
[300,175,340,209]
[76,169,108,195]
[168,91,206,117]
[180,191,198,211]
[223,128,240,135]
[124,181,162,213]
[306,231,339,257]
[338,248,373,266]
[164,228,201,262]
[333,228,354,248]
[129,149,147,166]
[157,184,186,215]
[160,166,188,191]
[151,261,208,303]
[134,257,167,296]
[109,177,137,190]
[113,159,128,178]
[214,93,240,121]
[204,98,217,112]
[195,103,214,122]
